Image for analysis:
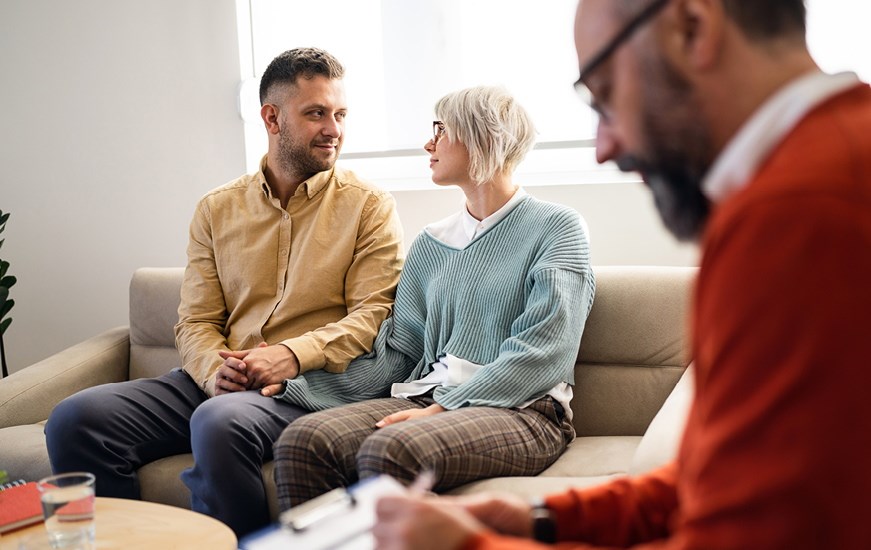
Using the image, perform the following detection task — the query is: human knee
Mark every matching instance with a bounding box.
[274,415,332,457]
[188,396,245,443]
[46,390,107,446]
[356,428,420,480]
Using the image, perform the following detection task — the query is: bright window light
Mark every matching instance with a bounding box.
[236,0,870,191]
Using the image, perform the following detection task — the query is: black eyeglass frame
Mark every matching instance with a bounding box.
[573,0,670,119]
[432,120,446,144]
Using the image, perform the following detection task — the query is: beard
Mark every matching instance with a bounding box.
[276,118,340,180]
[616,51,714,242]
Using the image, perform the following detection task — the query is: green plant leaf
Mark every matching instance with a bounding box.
[0,212,8,226]
[0,238,4,249]
[0,298,12,319]
[0,260,7,278]
[0,276,15,289]
[0,286,7,303]
[0,317,10,335]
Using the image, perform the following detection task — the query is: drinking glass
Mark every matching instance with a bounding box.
[17,532,90,550]
[36,472,95,548]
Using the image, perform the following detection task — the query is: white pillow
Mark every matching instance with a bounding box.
[628,364,695,475]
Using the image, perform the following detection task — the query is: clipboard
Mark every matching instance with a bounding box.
[240,475,406,550]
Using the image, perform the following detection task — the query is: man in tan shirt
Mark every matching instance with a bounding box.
[45,48,404,538]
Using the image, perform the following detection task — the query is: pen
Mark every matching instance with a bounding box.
[408,469,435,495]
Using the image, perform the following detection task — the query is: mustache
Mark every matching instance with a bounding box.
[615,155,643,173]
[615,154,661,178]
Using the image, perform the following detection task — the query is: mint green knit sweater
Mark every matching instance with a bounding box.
[277,195,595,411]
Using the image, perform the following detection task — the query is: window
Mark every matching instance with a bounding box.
[806,0,871,80]
[237,0,871,190]
[237,0,627,189]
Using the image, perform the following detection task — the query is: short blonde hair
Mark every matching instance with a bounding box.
[435,86,536,185]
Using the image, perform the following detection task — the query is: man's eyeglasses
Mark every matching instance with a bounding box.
[433,121,446,145]
[573,0,670,122]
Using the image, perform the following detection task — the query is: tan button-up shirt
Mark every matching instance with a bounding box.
[175,157,404,396]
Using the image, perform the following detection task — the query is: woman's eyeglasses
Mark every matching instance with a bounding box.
[432,121,446,145]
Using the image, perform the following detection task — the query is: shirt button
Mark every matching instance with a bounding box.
[283,213,289,220]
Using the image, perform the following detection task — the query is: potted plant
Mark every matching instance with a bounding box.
[0,210,15,378]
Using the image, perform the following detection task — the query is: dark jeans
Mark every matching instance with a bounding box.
[44,369,307,537]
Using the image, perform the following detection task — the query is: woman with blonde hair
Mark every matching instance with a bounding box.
[273,85,595,508]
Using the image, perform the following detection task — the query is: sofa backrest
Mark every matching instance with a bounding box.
[129,267,185,380]
[127,266,696,437]
[572,266,695,437]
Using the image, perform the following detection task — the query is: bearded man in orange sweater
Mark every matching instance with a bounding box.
[371,0,871,548]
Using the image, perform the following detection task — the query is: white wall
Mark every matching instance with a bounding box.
[0,1,695,376]
[0,0,246,374]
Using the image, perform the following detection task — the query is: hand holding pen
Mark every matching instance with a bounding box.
[372,469,488,550]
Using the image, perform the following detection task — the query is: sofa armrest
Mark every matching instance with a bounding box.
[0,326,130,427]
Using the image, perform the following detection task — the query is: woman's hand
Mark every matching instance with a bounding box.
[376,403,446,427]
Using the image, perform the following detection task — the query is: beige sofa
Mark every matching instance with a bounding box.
[0,265,695,519]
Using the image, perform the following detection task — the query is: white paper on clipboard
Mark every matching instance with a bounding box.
[240,475,407,550]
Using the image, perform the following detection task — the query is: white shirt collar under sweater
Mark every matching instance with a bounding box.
[425,187,528,247]
[703,71,861,204]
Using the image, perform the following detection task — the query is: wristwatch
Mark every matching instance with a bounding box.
[530,497,557,543]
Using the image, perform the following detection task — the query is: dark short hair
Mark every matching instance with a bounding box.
[614,0,806,41]
[721,0,806,41]
[258,47,345,105]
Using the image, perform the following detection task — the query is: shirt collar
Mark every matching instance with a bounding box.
[256,154,335,200]
[461,187,527,241]
[256,155,270,197]
[702,71,861,203]
[300,169,333,198]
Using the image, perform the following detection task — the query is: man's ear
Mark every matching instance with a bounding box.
[261,103,281,135]
[670,0,725,70]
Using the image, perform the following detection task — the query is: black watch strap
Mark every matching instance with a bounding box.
[530,498,557,543]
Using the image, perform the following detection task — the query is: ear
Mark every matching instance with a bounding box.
[261,103,281,135]
[671,0,725,70]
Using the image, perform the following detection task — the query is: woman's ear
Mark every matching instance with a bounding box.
[261,103,281,135]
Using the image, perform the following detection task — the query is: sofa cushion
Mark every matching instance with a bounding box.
[577,267,692,367]
[572,364,685,437]
[538,436,641,478]
[137,453,280,521]
[628,364,695,475]
[571,266,693,437]
[0,422,53,482]
[129,267,185,380]
[138,454,194,509]
[451,474,621,498]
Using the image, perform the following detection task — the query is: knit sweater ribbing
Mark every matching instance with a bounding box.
[277,195,595,411]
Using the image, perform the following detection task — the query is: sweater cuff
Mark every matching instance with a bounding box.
[280,336,325,374]
[544,491,584,542]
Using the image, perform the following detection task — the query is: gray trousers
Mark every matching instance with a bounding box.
[44,368,307,537]
[273,394,574,509]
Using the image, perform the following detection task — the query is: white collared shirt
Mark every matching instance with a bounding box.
[703,71,861,203]
[425,187,528,247]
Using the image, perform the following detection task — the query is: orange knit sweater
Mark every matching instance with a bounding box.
[464,83,871,549]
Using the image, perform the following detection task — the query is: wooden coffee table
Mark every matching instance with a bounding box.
[0,497,237,549]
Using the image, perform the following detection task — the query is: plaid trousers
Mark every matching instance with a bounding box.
[273,394,575,509]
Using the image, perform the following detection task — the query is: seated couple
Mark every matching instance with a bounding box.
[44,47,595,538]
